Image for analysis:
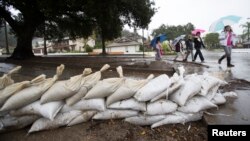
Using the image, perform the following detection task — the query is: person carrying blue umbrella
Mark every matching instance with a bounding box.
[150,34,166,61]
[155,37,163,61]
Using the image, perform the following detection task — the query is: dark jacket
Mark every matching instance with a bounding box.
[175,42,182,52]
[194,36,205,50]
[185,39,193,50]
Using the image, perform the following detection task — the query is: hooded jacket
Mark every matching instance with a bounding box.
[219,31,236,46]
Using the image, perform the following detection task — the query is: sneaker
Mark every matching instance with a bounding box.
[192,60,195,62]
[201,60,205,63]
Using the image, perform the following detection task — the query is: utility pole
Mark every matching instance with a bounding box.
[43,22,47,55]
[2,1,10,54]
[3,20,9,54]
[248,22,250,42]
[142,29,145,58]
[247,18,250,48]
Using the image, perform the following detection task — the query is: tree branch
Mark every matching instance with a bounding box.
[0,6,19,32]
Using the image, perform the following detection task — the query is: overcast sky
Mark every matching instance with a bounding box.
[127,0,250,36]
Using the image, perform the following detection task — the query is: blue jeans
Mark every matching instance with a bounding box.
[194,49,204,61]
[222,45,232,57]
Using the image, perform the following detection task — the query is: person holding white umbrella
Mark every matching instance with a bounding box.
[171,35,185,61]
[218,25,236,67]
[173,39,184,61]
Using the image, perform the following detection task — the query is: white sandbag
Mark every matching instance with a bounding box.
[124,115,166,126]
[146,100,177,115]
[169,74,202,106]
[106,74,154,106]
[40,68,92,104]
[67,111,97,126]
[0,81,29,106]
[84,66,125,99]
[152,72,185,103]
[222,91,238,98]
[28,110,82,133]
[0,66,21,90]
[65,86,88,106]
[176,66,185,78]
[108,98,146,111]
[0,111,8,117]
[92,109,138,120]
[150,78,184,102]
[10,101,63,120]
[134,74,171,102]
[0,65,65,112]
[211,93,226,105]
[200,72,227,96]
[0,115,39,132]
[178,96,218,113]
[60,98,105,113]
[0,115,17,130]
[66,64,110,106]
[81,64,110,89]
[170,73,180,84]
[184,73,197,80]
[205,85,220,100]
[151,114,186,128]
[173,111,203,123]
[168,79,184,96]
[0,74,46,107]
[150,89,168,102]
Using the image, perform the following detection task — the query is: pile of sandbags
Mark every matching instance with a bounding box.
[0,65,238,133]
[0,66,21,90]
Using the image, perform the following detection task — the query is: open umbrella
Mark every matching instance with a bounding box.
[191,29,205,35]
[150,34,167,48]
[172,35,185,46]
[209,15,242,32]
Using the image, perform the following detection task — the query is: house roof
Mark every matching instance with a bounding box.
[107,41,140,48]
[107,39,140,48]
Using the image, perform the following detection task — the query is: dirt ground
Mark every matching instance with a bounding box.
[0,120,207,141]
[1,56,249,141]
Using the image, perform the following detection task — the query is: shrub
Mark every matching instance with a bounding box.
[85,45,93,52]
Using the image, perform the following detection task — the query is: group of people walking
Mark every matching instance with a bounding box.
[172,31,206,63]
[155,25,235,68]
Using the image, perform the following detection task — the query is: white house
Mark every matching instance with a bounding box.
[69,37,95,51]
[106,37,140,53]
[32,37,95,54]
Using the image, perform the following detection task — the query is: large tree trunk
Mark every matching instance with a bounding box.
[101,30,107,55]
[9,27,35,59]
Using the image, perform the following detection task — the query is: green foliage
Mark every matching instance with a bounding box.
[85,45,93,52]
[204,33,219,49]
[241,22,250,41]
[152,23,195,40]
[85,0,155,53]
[0,0,155,58]
[0,25,17,48]
[162,42,172,54]
[140,45,154,52]
[139,45,143,51]
[94,41,102,49]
